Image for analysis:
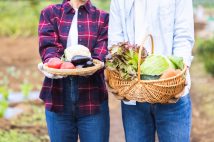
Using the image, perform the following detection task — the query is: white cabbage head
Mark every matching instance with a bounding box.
[64,45,91,61]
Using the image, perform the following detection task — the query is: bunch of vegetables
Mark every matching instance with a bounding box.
[140,55,184,80]
[106,42,148,79]
[106,42,185,80]
[46,58,76,69]
[46,45,95,69]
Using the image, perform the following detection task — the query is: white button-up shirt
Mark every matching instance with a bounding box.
[67,8,78,48]
[108,0,195,104]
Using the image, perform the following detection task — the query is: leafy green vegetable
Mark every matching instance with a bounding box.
[140,55,176,76]
[0,99,8,118]
[107,42,185,80]
[168,56,184,70]
[106,42,148,80]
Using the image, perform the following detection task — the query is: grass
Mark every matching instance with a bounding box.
[0,1,57,37]
[10,105,46,126]
[0,104,48,142]
[0,130,41,142]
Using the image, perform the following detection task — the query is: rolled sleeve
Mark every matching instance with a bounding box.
[92,14,109,62]
[108,0,124,48]
[38,8,64,63]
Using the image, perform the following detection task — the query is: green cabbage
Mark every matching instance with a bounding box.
[168,56,184,70]
[140,55,176,75]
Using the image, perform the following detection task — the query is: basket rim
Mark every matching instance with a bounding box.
[43,59,103,75]
[142,65,187,83]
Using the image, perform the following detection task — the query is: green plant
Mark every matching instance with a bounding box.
[0,99,8,118]
[92,0,110,11]
[106,42,147,79]
[0,130,40,142]
[198,38,214,76]
[0,75,9,103]
[0,1,58,37]
[20,81,33,99]
[0,84,9,118]
[0,86,9,100]
[6,66,21,79]
[0,76,10,118]
[11,105,46,126]
[193,0,214,8]
[0,76,9,86]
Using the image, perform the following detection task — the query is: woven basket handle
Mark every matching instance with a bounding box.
[137,34,154,80]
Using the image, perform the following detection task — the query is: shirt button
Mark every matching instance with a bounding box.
[79,25,82,28]
[79,12,82,15]
[79,39,82,41]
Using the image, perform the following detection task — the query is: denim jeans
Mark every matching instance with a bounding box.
[45,77,110,142]
[121,94,192,142]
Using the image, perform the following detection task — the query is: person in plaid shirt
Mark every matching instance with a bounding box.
[38,0,109,141]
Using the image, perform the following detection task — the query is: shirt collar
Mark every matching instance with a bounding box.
[63,0,92,14]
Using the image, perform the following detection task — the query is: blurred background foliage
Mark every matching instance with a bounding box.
[0,0,110,37]
[0,0,213,37]
[194,0,214,8]
[198,38,214,76]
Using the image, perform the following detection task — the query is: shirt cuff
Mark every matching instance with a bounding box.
[183,56,194,67]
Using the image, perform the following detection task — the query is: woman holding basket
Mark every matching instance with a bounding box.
[108,0,194,142]
[38,0,109,142]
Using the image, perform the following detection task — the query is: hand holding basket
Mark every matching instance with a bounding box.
[106,34,187,103]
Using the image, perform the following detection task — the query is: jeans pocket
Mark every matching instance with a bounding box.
[175,94,191,107]
[121,101,138,111]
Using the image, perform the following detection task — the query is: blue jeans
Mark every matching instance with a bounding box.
[45,77,110,142]
[122,95,192,142]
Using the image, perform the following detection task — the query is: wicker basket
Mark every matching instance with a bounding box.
[106,35,187,103]
[43,59,103,76]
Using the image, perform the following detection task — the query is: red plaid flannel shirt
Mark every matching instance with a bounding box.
[38,0,108,116]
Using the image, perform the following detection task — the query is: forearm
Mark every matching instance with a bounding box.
[38,9,64,63]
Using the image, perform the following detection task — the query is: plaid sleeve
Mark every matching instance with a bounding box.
[92,13,109,62]
[38,7,64,63]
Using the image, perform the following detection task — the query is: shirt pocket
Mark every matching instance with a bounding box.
[158,0,175,33]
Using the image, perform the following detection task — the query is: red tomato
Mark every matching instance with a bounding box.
[60,62,75,69]
[47,58,63,69]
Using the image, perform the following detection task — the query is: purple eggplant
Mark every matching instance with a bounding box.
[71,55,92,66]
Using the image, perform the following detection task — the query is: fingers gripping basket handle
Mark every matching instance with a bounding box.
[137,34,154,80]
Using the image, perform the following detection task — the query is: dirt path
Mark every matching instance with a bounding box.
[0,37,42,91]
[190,58,214,142]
